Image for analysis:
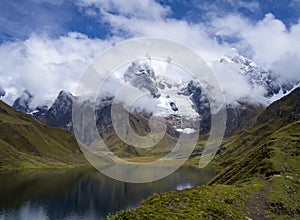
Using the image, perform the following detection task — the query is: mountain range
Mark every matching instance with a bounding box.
[5,53,298,140]
[0,52,299,218]
[1,52,299,162]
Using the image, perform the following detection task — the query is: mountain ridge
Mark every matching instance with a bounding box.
[0,99,87,170]
[106,87,300,220]
[7,53,299,141]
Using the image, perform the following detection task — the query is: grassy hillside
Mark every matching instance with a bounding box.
[0,100,87,170]
[211,88,300,184]
[107,88,300,219]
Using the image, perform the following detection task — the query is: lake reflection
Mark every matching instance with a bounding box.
[0,165,216,220]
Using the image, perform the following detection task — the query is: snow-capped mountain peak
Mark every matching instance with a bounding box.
[124,60,155,80]
[12,90,34,113]
[124,60,160,98]
[46,90,74,130]
[218,53,281,97]
[122,60,200,117]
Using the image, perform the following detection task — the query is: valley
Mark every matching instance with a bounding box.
[107,88,300,219]
[0,57,299,219]
[1,85,299,219]
[1,1,300,219]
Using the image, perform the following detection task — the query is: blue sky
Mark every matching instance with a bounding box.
[0,0,300,105]
[160,0,300,26]
[1,0,299,42]
[0,0,110,41]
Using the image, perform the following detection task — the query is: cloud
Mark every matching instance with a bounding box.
[212,60,267,104]
[235,0,260,12]
[1,0,299,109]
[75,0,271,105]
[76,0,230,63]
[0,32,115,106]
[75,0,170,21]
[272,52,300,82]
[212,13,300,83]
[289,0,300,8]
[183,0,261,22]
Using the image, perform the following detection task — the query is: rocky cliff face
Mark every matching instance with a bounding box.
[44,90,74,130]
[17,90,75,131]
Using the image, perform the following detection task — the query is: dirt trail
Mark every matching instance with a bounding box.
[245,179,273,220]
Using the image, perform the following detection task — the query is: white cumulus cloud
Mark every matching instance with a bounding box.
[1,0,299,108]
[0,32,115,106]
[212,13,300,83]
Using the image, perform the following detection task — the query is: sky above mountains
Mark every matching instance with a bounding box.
[0,0,300,106]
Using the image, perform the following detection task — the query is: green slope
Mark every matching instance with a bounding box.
[211,87,300,184]
[0,100,86,170]
[107,88,300,219]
